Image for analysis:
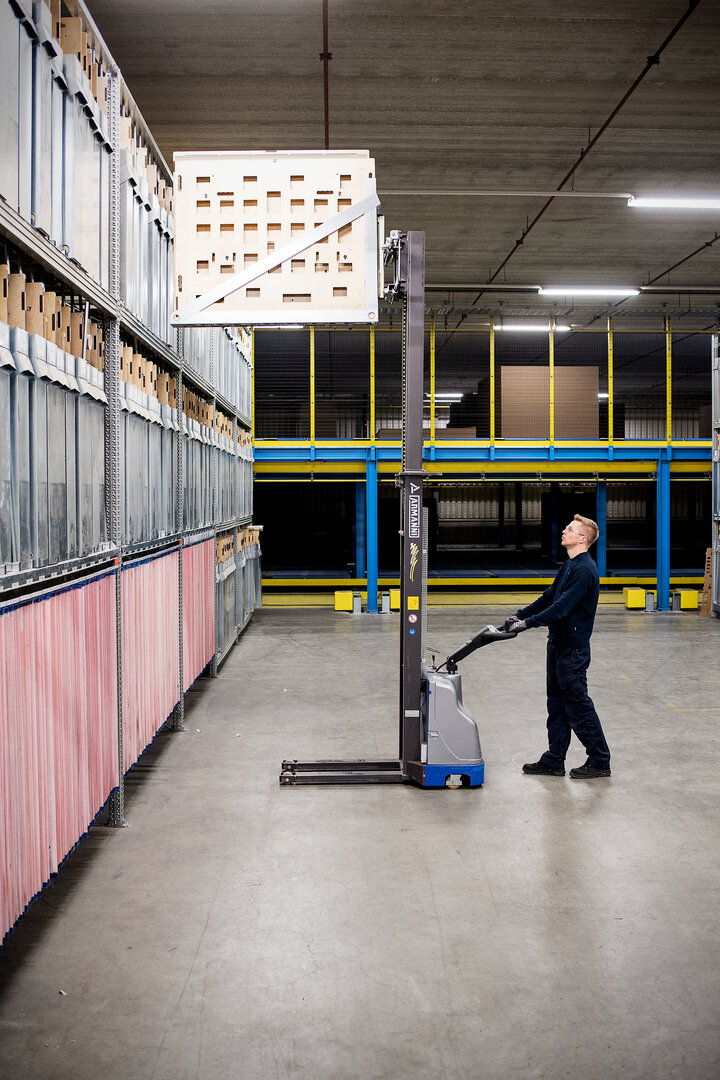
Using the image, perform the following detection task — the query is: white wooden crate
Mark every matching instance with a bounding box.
[172,150,381,326]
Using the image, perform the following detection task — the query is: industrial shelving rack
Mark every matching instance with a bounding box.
[253,319,713,610]
[0,0,259,942]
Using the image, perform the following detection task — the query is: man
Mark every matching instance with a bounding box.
[504,514,611,780]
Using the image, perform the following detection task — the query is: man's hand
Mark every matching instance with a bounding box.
[506,618,527,633]
[501,614,521,632]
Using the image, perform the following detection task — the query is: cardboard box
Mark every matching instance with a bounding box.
[95,325,105,371]
[42,290,57,341]
[119,117,133,151]
[50,0,61,41]
[133,353,145,389]
[431,426,477,440]
[59,17,83,58]
[500,366,599,439]
[55,300,66,348]
[96,75,108,115]
[121,346,134,381]
[24,283,45,337]
[157,373,169,405]
[7,273,26,330]
[86,324,99,369]
[69,312,84,358]
[0,265,8,325]
[88,61,98,100]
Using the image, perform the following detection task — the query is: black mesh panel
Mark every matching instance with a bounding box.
[254,330,310,438]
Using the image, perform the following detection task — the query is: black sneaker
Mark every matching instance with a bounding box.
[522,760,565,777]
[569,764,611,779]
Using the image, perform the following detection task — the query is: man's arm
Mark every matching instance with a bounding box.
[524,563,592,630]
[517,581,556,621]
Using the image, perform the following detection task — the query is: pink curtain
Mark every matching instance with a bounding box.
[121,552,180,771]
[182,538,215,691]
[0,572,118,943]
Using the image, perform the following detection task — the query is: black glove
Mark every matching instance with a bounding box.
[501,613,521,632]
[506,618,527,634]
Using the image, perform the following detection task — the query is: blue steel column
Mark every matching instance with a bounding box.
[595,481,607,579]
[366,455,378,613]
[656,456,671,611]
[355,481,366,579]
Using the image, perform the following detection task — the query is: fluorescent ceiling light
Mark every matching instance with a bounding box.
[425,392,464,399]
[628,196,720,210]
[496,324,571,332]
[598,393,610,399]
[539,287,639,297]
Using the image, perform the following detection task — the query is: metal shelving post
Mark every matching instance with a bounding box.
[171,354,186,729]
[105,70,126,827]
[209,330,219,677]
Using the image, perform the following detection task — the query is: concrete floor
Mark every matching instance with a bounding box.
[1,606,719,1080]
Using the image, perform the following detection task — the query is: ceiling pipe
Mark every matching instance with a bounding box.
[465,0,703,309]
[378,190,633,200]
[645,233,720,284]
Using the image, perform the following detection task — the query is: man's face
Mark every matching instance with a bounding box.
[561,522,586,550]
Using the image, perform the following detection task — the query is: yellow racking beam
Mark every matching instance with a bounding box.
[490,318,496,443]
[254,462,366,475]
[549,316,555,443]
[430,314,436,446]
[607,316,614,444]
[253,438,710,451]
[309,324,315,443]
[254,459,709,480]
[261,575,704,588]
[409,460,661,476]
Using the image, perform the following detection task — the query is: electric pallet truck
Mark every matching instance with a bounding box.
[279,232,516,789]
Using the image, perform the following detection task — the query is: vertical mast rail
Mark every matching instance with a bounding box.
[398,232,426,775]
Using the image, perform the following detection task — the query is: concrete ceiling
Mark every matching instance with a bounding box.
[85,0,720,326]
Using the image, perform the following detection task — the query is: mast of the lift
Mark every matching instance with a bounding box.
[397,231,426,775]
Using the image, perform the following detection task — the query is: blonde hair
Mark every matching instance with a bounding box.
[574,514,599,547]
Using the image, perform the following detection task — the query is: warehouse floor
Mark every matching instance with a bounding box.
[1,607,719,1080]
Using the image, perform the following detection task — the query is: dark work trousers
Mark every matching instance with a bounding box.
[540,640,611,769]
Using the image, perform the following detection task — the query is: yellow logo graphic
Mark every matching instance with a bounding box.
[410,541,419,582]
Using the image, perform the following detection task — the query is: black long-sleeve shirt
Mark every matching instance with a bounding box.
[517,552,599,645]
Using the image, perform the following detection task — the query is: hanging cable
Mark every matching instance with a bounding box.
[319,0,332,149]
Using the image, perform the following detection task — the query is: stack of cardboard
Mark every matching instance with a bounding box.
[499,366,599,439]
[216,535,235,564]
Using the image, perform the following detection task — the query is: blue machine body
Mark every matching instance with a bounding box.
[421,762,485,788]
